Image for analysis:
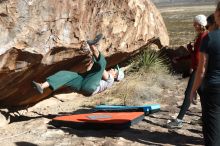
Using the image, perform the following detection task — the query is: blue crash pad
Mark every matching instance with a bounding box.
[94,104,160,115]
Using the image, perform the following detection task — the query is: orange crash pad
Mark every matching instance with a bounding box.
[50,112,144,129]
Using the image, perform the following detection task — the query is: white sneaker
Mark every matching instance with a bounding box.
[32,81,44,94]
[167,119,183,129]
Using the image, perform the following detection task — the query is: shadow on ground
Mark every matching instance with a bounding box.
[48,125,203,146]
[45,109,203,146]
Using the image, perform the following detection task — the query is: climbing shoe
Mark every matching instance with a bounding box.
[87,33,103,46]
[32,81,44,94]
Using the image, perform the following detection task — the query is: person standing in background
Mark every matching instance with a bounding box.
[167,14,208,128]
[189,2,220,145]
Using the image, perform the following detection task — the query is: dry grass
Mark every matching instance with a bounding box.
[161,5,215,46]
[82,69,178,107]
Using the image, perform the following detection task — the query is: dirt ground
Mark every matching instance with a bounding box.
[0,80,203,146]
[0,4,216,146]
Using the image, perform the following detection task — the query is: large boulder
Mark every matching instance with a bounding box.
[0,0,169,107]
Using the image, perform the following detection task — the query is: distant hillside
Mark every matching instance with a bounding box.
[151,0,216,6]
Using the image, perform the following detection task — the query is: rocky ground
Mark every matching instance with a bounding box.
[0,4,216,146]
[0,76,203,146]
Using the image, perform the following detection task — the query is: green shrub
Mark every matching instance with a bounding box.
[131,49,169,73]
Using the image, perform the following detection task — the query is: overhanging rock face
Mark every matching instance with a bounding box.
[0,0,169,107]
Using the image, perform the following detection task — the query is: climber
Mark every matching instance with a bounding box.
[32,34,124,96]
